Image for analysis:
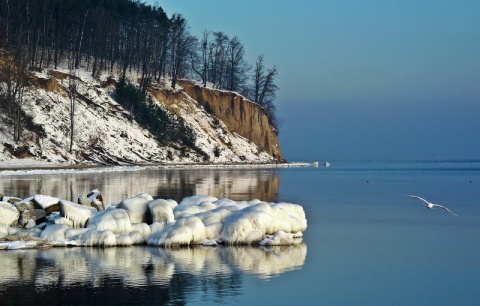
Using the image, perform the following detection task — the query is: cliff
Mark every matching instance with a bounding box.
[0,67,284,166]
[177,80,284,161]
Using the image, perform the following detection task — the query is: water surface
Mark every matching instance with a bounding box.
[1,161,479,305]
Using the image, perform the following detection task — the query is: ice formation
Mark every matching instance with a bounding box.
[1,191,307,248]
[0,202,20,235]
[86,207,132,234]
[116,193,153,224]
[59,200,94,228]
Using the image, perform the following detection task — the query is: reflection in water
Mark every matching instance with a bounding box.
[0,168,281,203]
[0,245,306,304]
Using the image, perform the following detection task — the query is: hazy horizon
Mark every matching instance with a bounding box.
[153,0,480,161]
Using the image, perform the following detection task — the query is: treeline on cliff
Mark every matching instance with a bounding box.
[0,0,280,130]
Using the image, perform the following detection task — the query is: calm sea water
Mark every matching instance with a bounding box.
[1,161,479,305]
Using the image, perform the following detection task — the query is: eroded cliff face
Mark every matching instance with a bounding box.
[1,67,284,165]
[177,80,284,161]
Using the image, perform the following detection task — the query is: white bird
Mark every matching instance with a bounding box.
[404,195,457,216]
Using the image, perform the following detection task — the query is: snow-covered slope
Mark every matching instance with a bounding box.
[0,67,281,167]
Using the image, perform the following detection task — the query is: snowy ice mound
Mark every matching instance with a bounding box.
[0,191,307,248]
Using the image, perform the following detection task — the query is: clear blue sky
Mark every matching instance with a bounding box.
[150,0,480,161]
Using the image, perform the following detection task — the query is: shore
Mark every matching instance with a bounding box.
[0,158,313,172]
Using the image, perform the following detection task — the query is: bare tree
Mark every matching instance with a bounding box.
[226,36,249,92]
[169,14,196,89]
[191,30,209,87]
[0,48,29,142]
[67,67,77,153]
[252,54,279,129]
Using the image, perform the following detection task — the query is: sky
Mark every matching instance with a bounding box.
[150,0,480,161]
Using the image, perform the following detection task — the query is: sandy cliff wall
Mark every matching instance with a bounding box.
[177,80,284,161]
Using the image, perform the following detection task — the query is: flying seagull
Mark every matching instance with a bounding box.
[404,195,458,216]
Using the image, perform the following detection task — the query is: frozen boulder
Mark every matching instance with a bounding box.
[131,223,151,240]
[65,228,90,240]
[219,204,273,245]
[77,195,92,207]
[59,200,94,228]
[0,202,20,235]
[219,202,307,245]
[33,194,60,214]
[116,193,153,224]
[116,234,133,246]
[260,231,295,246]
[87,189,105,211]
[148,199,176,225]
[87,207,132,234]
[82,229,116,247]
[40,224,69,241]
[147,216,207,247]
[24,219,36,230]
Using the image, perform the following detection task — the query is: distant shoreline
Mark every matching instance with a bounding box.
[0,160,312,173]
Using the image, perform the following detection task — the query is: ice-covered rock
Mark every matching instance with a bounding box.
[82,229,116,247]
[260,231,295,246]
[77,195,92,207]
[0,191,307,248]
[65,228,90,241]
[131,222,151,242]
[148,199,176,225]
[149,221,165,234]
[40,224,69,241]
[219,202,307,245]
[24,219,37,230]
[59,200,93,228]
[116,193,153,224]
[0,202,20,236]
[147,216,207,247]
[33,194,60,214]
[219,204,273,245]
[87,189,105,211]
[87,207,132,234]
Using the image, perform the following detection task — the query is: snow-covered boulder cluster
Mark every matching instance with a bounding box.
[0,191,307,249]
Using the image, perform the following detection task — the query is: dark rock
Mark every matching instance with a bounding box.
[14,198,35,212]
[19,209,47,227]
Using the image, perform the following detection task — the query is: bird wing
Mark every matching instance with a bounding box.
[433,204,458,216]
[404,194,430,207]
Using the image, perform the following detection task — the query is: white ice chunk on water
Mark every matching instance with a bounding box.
[116,193,153,224]
[40,224,69,241]
[147,199,177,225]
[147,216,207,247]
[219,204,273,245]
[59,200,94,228]
[149,221,165,234]
[82,229,116,247]
[87,207,132,234]
[260,231,295,246]
[130,222,152,244]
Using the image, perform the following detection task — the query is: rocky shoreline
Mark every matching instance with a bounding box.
[0,189,307,250]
